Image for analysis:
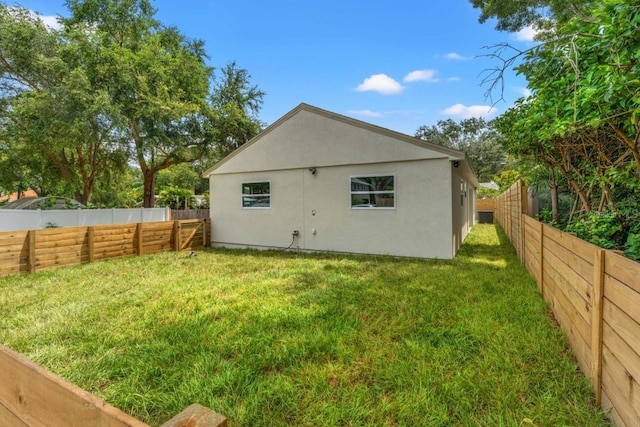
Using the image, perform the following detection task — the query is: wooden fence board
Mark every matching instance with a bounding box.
[93,250,135,261]
[93,234,134,244]
[603,323,640,390]
[93,240,135,251]
[0,236,30,247]
[0,401,29,427]
[543,236,594,286]
[36,227,88,238]
[36,235,87,247]
[142,222,174,231]
[0,219,206,278]
[0,245,27,261]
[0,263,25,276]
[544,225,595,263]
[605,275,640,327]
[543,271,592,377]
[606,251,640,293]
[602,391,629,427]
[601,367,638,427]
[0,345,150,427]
[603,299,640,363]
[602,339,640,418]
[543,251,591,325]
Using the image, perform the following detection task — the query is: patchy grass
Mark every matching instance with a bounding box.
[0,224,609,426]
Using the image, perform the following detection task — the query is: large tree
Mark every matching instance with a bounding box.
[0,3,127,204]
[64,0,212,207]
[2,0,264,207]
[469,0,594,32]
[64,0,264,207]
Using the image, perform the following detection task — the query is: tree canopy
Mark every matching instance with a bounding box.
[415,118,505,182]
[478,0,640,257]
[0,0,264,207]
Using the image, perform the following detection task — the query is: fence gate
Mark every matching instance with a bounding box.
[173,219,209,252]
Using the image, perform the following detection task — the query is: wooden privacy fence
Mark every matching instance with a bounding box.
[496,180,640,427]
[0,343,226,427]
[0,219,210,278]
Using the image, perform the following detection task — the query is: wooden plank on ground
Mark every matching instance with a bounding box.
[160,404,227,427]
[0,344,150,427]
[0,401,29,426]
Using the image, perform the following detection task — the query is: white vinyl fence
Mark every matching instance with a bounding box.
[0,208,170,232]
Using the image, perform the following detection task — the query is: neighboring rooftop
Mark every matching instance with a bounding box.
[1,196,86,210]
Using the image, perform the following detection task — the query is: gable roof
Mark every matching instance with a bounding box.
[203,103,478,186]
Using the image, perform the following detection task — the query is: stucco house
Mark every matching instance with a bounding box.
[203,103,478,259]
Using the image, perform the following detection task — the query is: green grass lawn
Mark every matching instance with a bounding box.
[0,224,609,426]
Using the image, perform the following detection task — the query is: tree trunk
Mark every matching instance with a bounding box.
[143,170,156,208]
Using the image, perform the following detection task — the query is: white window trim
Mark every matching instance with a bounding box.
[349,174,396,210]
[241,180,271,209]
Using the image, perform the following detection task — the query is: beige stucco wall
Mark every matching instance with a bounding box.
[212,109,454,175]
[210,158,455,259]
[451,168,476,255]
[207,104,480,259]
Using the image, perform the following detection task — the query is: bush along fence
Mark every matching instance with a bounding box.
[0,219,210,278]
[496,180,640,427]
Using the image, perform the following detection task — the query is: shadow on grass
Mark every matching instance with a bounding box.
[454,223,520,270]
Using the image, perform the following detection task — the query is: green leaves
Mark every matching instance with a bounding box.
[415,118,505,182]
[490,1,640,224]
[1,0,264,207]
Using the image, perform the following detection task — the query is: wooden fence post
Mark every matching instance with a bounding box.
[202,218,208,248]
[520,181,528,263]
[87,226,95,264]
[136,222,144,256]
[591,248,605,405]
[173,220,181,252]
[539,222,545,296]
[27,229,36,274]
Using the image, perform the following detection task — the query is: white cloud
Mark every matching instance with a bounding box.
[513,25,538,42]
[23,8,63,30]
[346,109,383,118]
[39,14,62,30]
[521,87,532,97]
[403,69,439,83]
[447,76,461,82]
[445,52,471,60]
[355,74,404,95]
[441,104,497,119]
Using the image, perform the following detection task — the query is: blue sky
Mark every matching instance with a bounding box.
[19,0,536,135]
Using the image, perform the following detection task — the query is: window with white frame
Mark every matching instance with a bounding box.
[242,181,270,208]
[350,175,395,208]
